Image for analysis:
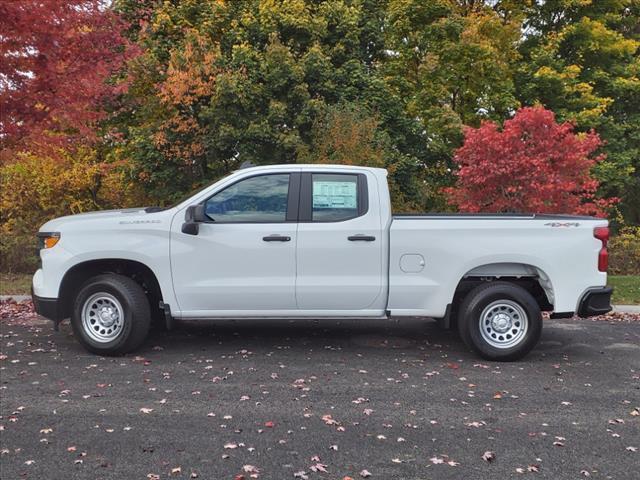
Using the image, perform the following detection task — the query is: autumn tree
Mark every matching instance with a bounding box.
[112,0,428,205]
[0,1,143,272]
[0,149,147,272]
[447,107,616,216]
[0,0,135,157]
[517,0,640,222]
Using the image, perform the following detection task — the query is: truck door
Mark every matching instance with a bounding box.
[295,171,386,312]
[170,172,300,315]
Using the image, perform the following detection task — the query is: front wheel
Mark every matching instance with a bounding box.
[457,282,542,361]
[71,274,151,356]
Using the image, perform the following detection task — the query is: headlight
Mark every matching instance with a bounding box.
[37,232,61,250]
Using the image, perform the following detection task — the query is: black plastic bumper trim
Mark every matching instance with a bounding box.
[577,286,613,318]
[32,289,63,323]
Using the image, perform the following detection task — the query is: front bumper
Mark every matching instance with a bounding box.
[577,286,613,317]
[31,287,63,323]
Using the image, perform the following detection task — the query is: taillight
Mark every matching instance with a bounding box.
[594,227,609,272]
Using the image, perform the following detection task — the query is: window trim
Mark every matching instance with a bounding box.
[299,172,369,223]
[199,172,300,224]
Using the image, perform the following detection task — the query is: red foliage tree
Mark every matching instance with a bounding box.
[446,106,616,216]
[0,1,136,157]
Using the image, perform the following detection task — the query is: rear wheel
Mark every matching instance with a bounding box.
[71,274,150,356]
[457,282,542,361]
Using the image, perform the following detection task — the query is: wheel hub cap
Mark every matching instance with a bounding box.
[81,293,124,343]
[98,307,117,327]
[479,300,529,349]
[491,313,512,333]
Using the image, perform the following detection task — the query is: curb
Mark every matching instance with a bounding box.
[1,295,31,302]
[612,304,640,314]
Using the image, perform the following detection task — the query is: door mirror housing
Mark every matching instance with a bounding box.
[182,204,208,235]
[190,204,207,222]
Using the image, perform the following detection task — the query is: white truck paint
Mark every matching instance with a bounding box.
[33,165,613,360]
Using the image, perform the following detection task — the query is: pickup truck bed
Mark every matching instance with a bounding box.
[389,213,607,317]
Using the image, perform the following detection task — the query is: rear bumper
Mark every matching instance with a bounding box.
[31,287,63,322]
[577,287,613,317]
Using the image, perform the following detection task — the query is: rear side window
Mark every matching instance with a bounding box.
[205,174,290,222]
[298,172,369,222]
[311,173,359,221]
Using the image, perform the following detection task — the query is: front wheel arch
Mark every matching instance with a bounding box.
[58,259,163,322]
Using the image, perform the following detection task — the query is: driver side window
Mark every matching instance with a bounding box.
[204,174,290,223]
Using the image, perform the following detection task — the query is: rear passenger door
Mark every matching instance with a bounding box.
[295,171,385,312]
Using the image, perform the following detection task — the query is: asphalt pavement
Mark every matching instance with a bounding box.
[1,315,639,479]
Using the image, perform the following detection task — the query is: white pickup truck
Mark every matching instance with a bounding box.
[33,164,613,360]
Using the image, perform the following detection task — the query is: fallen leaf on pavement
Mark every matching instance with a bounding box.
[482,451,496,463]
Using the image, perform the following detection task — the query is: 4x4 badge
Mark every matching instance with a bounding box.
[544,222,580,227]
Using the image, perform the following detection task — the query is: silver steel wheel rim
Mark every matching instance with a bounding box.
[479,300,528,349]
[81,293,124,343]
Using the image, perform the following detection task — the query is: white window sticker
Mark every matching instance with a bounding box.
[312,181,357,209]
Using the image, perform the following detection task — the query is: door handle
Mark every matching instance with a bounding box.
[263,235,291,242]
[348,235,376,242]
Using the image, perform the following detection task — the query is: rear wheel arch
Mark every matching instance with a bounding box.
[439,262,554,330]
[455,262,554,309]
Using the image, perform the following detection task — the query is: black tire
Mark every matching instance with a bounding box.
[70,274,151,356]
[457,282,542,361]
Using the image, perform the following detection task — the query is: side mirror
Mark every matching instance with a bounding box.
[191,204,207,222]
[182,204,207,235]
